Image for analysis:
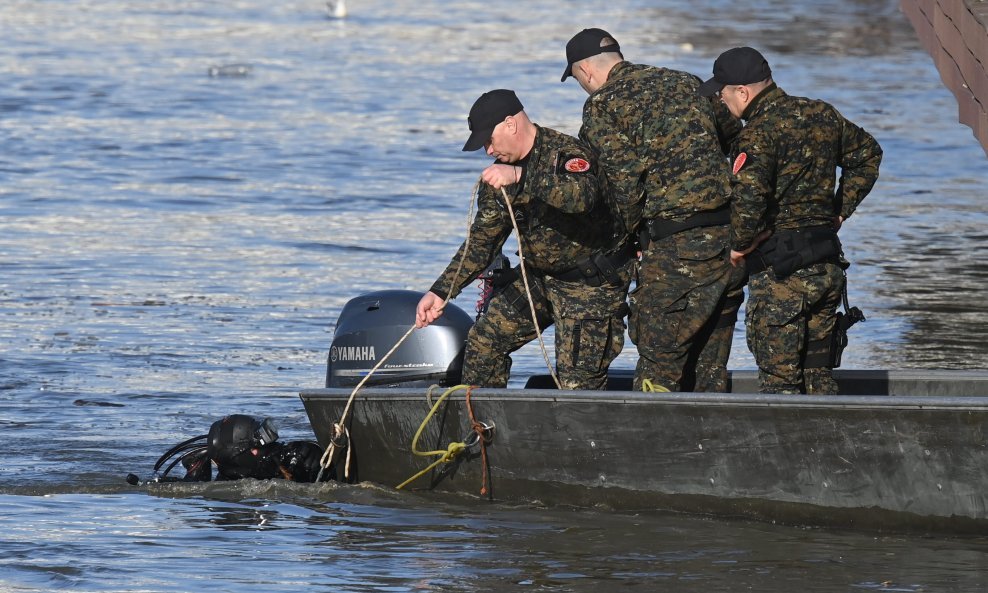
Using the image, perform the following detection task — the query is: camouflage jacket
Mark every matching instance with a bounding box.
[731,85,882,251]
[430,125,621,300]
[578,61,739,236]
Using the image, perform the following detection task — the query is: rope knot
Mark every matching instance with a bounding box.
[330,422,349,449]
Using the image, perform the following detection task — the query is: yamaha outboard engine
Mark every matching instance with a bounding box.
[326,290,473,388]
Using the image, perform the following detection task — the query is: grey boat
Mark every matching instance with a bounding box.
[300,290,988,533]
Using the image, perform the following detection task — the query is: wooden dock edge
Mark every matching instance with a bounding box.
[900,0,988,156]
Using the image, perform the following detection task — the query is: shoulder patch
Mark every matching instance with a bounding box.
[732,153,747,175]
[563,157,591,173]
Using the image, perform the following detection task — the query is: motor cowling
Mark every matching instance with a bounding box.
[326,290,472,388]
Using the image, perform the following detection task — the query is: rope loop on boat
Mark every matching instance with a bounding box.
[395,385,494,496]
[395,384,474,490]
[464,385,493,496]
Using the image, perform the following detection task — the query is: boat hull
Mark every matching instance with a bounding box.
[300,370,988,532]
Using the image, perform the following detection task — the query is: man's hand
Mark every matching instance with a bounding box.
[480,164,520,190]
[415,291,446,329]
[730,229,773,267]
[729,249,747,267]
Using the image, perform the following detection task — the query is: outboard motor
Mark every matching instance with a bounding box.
[326,290,473,388]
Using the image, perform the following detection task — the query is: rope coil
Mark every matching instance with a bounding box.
[395,384,472,490]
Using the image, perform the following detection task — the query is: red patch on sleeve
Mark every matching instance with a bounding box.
[564,157,590,173]
[732,153,747,175]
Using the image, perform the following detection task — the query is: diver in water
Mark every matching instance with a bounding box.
[132,414,332,484]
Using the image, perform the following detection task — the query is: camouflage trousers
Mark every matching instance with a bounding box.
[746,262,845,394]
[461,268,631,390]
[629,225,743,392]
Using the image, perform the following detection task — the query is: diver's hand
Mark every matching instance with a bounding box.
[481,164,521,190]
[415,291,445,328]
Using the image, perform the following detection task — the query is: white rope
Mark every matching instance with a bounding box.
[500,187,561,389]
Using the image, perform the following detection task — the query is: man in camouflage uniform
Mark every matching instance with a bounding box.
[698,47,882,394]
[561,28,745,392]
[415,89,633,389]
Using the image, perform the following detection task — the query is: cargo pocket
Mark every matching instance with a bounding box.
[629,281,692,353]
[656,294,690,352]
[674,236,729,280]
[573,318,610,374]
[747,292,805,367]
[678,240,726,262]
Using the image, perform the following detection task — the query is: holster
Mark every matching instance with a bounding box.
[829,305,866,368]
[803,283,866,369]
[496,267,549,321]
[551,241,635,287]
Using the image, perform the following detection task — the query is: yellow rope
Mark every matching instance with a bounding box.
[641,379,671,393]
[395,385,472,490]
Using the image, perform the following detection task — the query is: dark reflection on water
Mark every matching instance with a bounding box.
[881,222,988,366]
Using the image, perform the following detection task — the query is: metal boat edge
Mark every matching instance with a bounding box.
[300,369,988,534]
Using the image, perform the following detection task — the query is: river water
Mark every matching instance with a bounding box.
[1,1,987,591]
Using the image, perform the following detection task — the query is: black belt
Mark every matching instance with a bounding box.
[746,226,841,279]
[551,242,636,287]
[640,205,730,246]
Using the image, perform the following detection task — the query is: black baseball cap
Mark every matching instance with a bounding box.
[698,47,772,97]
[561,28,621,82]
[462,89,524,152]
